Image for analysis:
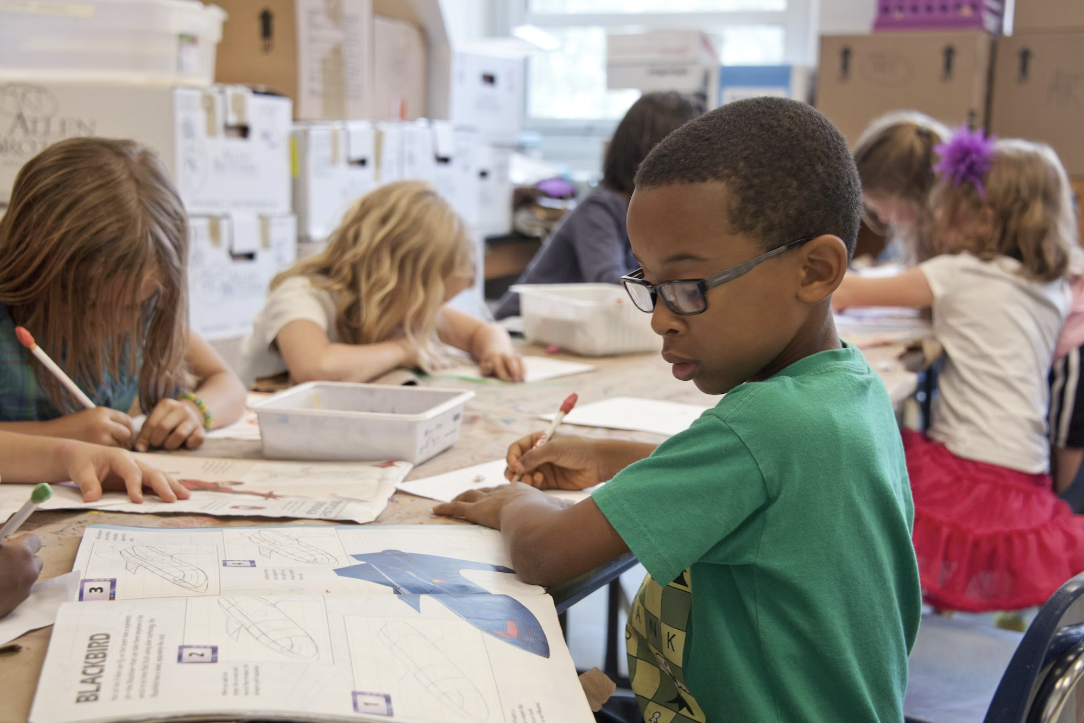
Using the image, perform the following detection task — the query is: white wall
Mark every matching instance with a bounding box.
[819,0,876,34]
[440,0,495,44]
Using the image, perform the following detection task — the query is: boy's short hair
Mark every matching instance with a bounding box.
[635,97,863,257]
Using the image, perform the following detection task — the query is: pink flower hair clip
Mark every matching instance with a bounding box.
[933,125,997,201]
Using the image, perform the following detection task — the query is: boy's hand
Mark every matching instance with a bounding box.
[434,483,545,529]
[507,433,601,490]
[134,398,205,452]
[0,535,43,618]
[479,350,526,382]
[61,441,190,504]
[46,408,133,448]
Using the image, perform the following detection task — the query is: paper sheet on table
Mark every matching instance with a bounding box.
[543,397,711,437]
[397,459,597,504]
[32,524,593,723]
[436,356,595,383]
[0,456,412,525]
[0,571,79,646]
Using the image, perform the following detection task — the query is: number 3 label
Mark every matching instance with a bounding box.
[79,578,116,601]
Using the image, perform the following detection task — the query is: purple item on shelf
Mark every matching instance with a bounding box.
[873,0,1003,32]
[536,177,577,199]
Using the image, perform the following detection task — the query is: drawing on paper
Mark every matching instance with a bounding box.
[120,545,209,592]
[218,597,319,660]
[178,479,284,500]
[334,551,549,657]
[247,530,338,565]
[378,620,490,722]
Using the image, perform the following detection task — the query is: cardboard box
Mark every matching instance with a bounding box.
[718,65,815,105]
[293,121,376,243]
[372,15,427,120]
[374,122,404,183]
[475,144,513,237]
[188,213,298,341]
[816,31,994,146]
[0,82,292,213]
[213,0,372,120]
[607,31,720,107]
[990,31,1084,176]
[449,50,524,145]
[1013,0,1084,32]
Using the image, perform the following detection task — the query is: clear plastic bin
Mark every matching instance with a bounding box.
[512,284,662,357]
[253,383,475,464]
[0,0,226,86]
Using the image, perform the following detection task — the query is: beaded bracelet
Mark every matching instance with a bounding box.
[178,391,213,430]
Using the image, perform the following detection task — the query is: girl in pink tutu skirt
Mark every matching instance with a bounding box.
[833,127,1081,612]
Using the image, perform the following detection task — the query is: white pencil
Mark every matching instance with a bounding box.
[15,326,96,410]
[0,484,52,541]
[511,393,578,483]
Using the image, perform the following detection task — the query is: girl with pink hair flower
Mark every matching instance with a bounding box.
[833,128,1082,613]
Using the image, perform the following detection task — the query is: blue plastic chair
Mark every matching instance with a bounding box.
[904,571,1084,723]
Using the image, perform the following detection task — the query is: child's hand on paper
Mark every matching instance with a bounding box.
[433,483,546,529]
[60,441,190,504]
[134,398,206,452]
[44,407,134,448]
[478,350,526,382]
[0,534,42,618]
[830,274,857,312]
[506,433,601,490]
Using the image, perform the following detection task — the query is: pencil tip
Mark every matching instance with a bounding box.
[14,326,35,350]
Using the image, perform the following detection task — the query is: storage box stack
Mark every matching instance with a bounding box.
[717,65,815,106]
[0,1,296,349]
[607,30,720,107]
[990,0,1084,244]
[815,30,994,146]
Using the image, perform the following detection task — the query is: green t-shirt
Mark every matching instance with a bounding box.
[593,344,920,722]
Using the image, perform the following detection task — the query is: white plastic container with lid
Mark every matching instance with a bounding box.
[0,0,226,87]
[253,383,475,464]
[512,284,662,357]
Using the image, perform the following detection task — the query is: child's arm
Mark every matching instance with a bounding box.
[0,535,42,618]
[831,267,934,312]
[134,332,246,452]
[437,307,525,382]
[504,433,657,489]
[0,409,133,448]
[435,487,629,587]
[275,320,420,383]
[0,432,189,502]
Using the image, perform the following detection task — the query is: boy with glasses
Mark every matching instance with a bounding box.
[436,97,920,723]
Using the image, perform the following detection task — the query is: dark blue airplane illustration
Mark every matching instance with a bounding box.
[333,550,549,658]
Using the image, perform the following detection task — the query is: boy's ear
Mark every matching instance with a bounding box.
[796,235,849,304]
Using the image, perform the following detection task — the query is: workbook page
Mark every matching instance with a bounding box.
[0,457,412,525]
[543,397,711,437]
[31,592,593,723]
[71,525,543,601]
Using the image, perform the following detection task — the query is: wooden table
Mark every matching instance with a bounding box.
[0,343,918,723]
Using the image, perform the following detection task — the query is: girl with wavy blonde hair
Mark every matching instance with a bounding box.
[241,181,523,385]
[834,131,1083,614]
[0,137,246,459]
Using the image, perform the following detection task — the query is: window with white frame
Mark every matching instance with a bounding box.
[508,0,817,124]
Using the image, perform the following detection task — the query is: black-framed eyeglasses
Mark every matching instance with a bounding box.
[620,237,815,316]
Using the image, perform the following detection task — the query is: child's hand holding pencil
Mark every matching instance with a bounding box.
[505,432,603,491]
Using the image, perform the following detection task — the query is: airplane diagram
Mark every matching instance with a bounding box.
[119,545,209,592]
[247,530,338,565]
[218,597,319,660]
[333,550,549,658]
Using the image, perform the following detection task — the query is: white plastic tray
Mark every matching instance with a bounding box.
[253,382,475,464]
[512,283,661,357]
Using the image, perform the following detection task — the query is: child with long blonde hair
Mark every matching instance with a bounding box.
[0,138,247,454]
[241,181,524,386]
[853,111,949,264]
[834,131,1082,612]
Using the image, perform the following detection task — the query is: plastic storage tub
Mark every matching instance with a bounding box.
[253,383,475,464]
[512,284,661,357]
[0,0,225,86]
